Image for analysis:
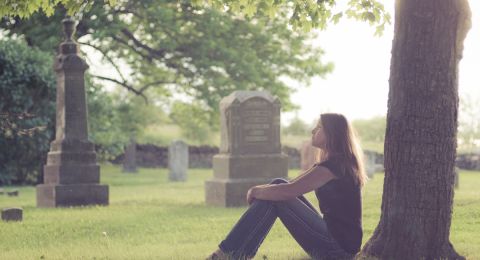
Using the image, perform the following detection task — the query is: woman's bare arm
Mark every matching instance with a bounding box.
[248,165,336,202]
[289,164,317,183]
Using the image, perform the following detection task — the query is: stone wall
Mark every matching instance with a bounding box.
[109,145,480,172]
[456,153,480,170]
[111,144,301,169]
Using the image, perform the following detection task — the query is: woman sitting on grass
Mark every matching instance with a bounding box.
[207,113,367,259]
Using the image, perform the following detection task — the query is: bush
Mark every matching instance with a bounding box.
[0,39,56,185]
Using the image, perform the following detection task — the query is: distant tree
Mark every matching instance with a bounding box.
[87,85,162,160]
[352,116,386,144]
[458,93,480,152]
[283,115,310,136]
[169,101,213,144]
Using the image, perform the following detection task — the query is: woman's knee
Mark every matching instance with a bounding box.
[269,178,289,185]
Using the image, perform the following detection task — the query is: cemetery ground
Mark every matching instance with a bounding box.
[0,166,479,260]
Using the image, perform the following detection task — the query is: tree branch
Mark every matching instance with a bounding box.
[112,8,143,19]
[120,28,167,59]
[78,41,128,83]
[91,75,149,103]
[110,34,153,63]
[91,75,177,104]
[138,79,176,93]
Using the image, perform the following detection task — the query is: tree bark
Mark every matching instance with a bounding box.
[360,0,471,259]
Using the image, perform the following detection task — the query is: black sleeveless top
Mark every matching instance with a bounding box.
[314,159,362,254]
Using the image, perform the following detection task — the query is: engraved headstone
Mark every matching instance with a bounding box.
[0,188,4,195]
[36,17,109,207]
[205,91,288,207]
[300,140,318,171]
[1,207,23,222]
[123,137,137,173]
[168,140,189,181]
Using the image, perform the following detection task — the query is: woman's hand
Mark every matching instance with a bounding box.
[246,186,258,205]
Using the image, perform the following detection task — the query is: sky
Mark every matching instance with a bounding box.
[283,1,480,125]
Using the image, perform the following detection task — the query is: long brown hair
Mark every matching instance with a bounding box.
[316,113,367,187]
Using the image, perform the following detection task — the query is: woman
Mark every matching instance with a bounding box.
[207,113,367,259]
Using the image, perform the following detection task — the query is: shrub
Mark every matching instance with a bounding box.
[0,39,56,184]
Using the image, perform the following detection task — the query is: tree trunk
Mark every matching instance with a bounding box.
[360,0,471,259]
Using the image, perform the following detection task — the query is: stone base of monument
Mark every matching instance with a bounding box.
[212,154,288,179]
[205,178,275,207]
[205,154,288,207]
[44,164,100,184]
[37,184,108,207]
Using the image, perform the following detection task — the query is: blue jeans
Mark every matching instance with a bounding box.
[219,178,352,259]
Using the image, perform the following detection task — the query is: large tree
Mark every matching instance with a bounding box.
[361,0,471,258]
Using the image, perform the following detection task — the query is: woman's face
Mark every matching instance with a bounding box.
[311,120,327,149]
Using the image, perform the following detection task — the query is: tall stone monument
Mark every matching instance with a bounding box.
[205,91,288,207]
[168,140,189,181]
[36,17,109,207]
[123,137,137,173]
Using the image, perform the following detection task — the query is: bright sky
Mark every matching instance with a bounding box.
[283,1,480,125]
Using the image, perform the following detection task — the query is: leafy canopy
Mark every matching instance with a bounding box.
[199,0,390,35]
[0,0,115,18]
[2,0,390,35]
[2,1,333,126]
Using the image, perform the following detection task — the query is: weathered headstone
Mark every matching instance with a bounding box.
[7,190,18,197]
[123,137,137,173]
[0,188,4,195]
[454,167,459,189]
[1,208,22,222]
[364,150,377,178]
[168,140,189,181]
[205,91,288,207]
[36,17,109,207]
[300,140,318,171]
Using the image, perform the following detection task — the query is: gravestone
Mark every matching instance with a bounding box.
[300,140,318,171]
[0,188,4,195]
[454,167,459,189]
[7,190,18,197]
[364,150,377,178]
[36,17,109,207]
[123,137,137,173]
[1,208,22,222]
[205,91,288,207]
[168,140,188,181]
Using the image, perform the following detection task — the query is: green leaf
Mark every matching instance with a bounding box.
[331,12,343,24]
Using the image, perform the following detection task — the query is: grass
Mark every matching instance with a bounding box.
[0,166,479,260]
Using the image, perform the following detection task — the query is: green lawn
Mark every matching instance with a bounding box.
[0,166,479,259]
